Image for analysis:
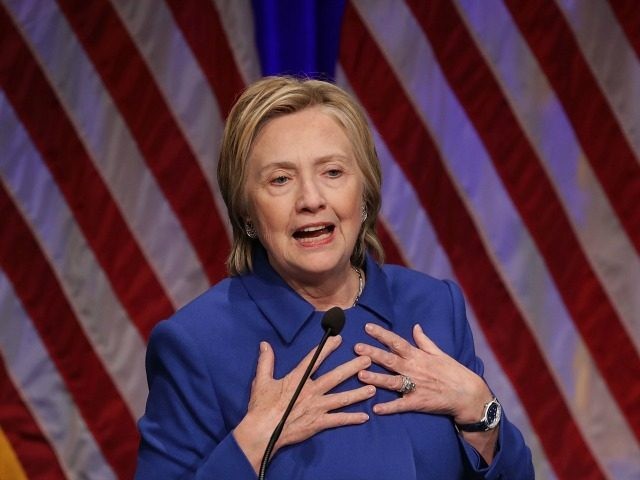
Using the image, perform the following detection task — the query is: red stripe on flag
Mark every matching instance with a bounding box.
[504,0,640,254]
[609,0,640,61]
[57,0,230,284]
[0,5,173,340]
[0,183,138,478]
[166,0,246,118]
[340,4,605,478]
[0,356,66,479]
[407,0,640,440]
[376,219,409,266]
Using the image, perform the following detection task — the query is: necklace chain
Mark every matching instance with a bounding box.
[351,266,364,307]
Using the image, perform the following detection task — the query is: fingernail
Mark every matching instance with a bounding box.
[359,370,369,380]
[361,413,370,422]
[365,323,374,332]
[259,341,267,352]
[415,323,423,331]
[355,343,364,353]
[367,385,376,395]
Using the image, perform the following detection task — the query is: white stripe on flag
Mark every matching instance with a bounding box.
[1,1,638,477]
[0,271,115,480]
[556,0,640,158]
[456,0,640,349]
[351,0,640,476]
[341,63,562,479]
[111,0,229,204]
[3,0,210,309]
[213,0,262,85]
[0,91,148,419]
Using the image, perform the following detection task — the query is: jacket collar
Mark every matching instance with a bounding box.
[358,255,395,329]
[239,246,395,344]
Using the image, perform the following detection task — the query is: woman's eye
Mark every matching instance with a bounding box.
[326,169,342,178]
[270,175,289,185]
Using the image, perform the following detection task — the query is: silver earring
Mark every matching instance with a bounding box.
[361,204,368,223]
[245,220,257,239]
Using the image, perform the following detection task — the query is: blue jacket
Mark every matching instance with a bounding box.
[136,249,534,478]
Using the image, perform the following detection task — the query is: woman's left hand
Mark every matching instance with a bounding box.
[354,323,492,425]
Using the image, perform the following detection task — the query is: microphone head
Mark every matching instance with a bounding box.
[321,307,345,336]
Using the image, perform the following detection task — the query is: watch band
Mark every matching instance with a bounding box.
[456,397,502,432]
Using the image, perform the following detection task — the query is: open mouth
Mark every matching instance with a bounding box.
[292,224,335,240]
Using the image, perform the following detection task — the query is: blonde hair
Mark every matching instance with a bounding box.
[217,76,384,275]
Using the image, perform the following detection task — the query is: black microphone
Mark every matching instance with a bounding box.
[258,307,345,480]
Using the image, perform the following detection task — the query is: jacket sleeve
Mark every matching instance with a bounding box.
[135,319,257,479]
[443,280,535,480]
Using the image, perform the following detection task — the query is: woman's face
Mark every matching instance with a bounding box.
[245,106,364,286]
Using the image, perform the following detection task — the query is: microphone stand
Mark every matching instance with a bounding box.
[258,326,334,480]
[258,305,345,480]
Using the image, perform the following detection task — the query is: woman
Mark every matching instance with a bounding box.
[135,76,534,478]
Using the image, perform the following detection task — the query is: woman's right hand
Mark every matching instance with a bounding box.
[233,336,375,473]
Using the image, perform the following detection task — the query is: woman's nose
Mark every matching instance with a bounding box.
[295,177,326,212]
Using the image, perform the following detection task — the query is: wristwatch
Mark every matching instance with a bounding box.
[456,397,502,432]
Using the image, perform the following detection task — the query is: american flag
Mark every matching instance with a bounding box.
[1,1,638,478]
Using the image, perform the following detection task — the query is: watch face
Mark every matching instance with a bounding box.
[486,401,501,428]
[457,398,502,432]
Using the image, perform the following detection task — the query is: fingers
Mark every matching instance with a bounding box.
[412,324,441,354]
[321,411,370,429]
[279,408,371,449]
[354,342,400,371]
[256,336,343,385]
[293,335,343,379]
[321,385,376,412]
[354,323,411,374]
[355,324,443,373]
[314,355,371,392]
[254,341,274,380]
[289,386,374,441]
[371,397,413,415]
[363,323,414,357]
[357,370,405,392]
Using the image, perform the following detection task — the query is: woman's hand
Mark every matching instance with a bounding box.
[354,323,499,463]
[354,323,490,421]
[234,336,375,473]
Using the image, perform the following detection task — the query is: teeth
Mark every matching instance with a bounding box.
[300,225,326,233]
